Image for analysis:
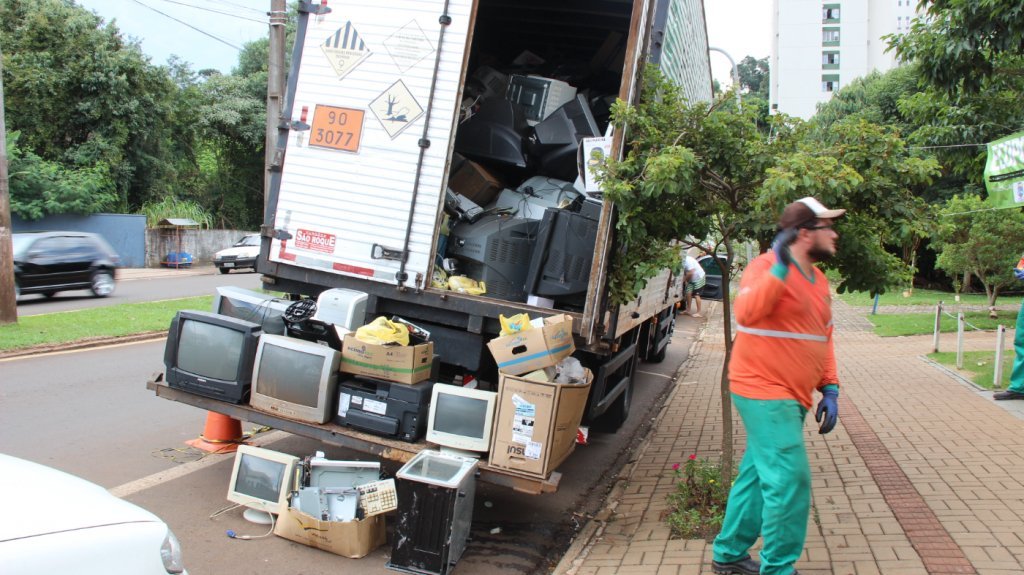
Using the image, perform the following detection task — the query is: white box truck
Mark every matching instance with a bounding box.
[151,0,711,492]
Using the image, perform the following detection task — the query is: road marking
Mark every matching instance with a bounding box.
[635,370,673,379]
[109,430,290,499]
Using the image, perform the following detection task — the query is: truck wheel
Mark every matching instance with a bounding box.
[648,315,673,364]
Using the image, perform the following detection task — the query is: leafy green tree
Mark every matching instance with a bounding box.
[932,194,1024,307]
[0,0,179,213]
[736,56,768,98]
[887,0,1024,93]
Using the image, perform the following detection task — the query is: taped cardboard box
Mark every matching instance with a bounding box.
[486,314,575,375]
[340,335,435,384]
[487,368,592,479]
[274,505,386,558]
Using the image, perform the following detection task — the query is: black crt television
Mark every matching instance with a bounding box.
[446,214,539,302]
[529,94,601,181]
[164,310,262,404]
[524,200,602,309]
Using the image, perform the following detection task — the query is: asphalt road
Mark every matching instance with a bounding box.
[14,267,263,316]
[0,271,704,574]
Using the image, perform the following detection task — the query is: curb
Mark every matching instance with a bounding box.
[552,307,713,575]
[0,332,167,360]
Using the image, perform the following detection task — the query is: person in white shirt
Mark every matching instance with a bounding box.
[683,255,706,317]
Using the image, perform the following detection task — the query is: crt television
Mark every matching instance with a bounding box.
[446,214,539,302]
[164,310,262,404]
[506,75,577,125]
[524,201,601,308]
[249,334,341,424]
[426,384,497,457]
[212,286,293,336]
[227,445,299,524]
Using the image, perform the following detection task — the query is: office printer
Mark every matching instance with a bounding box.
[334,376,435,442]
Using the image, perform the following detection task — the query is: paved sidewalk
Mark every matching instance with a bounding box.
[556,299,1024,575]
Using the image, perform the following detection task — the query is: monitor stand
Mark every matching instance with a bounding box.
[243,508,275,525]
[439,446,482,460]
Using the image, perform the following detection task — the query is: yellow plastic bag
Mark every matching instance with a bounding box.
[355,316,410,346]
[499,313,533,337]
[448,276,486,295]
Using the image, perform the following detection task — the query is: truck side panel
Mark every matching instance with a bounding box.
[269,1,474,286]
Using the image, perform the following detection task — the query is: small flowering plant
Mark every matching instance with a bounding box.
[665,454,734,540]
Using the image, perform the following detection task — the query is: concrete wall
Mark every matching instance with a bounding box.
[146,229,258,268]
[12,213,147,267]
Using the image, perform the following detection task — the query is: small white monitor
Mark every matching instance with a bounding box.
[213,286,293,335]
[226,445,299,524]
[250,334,341,424]
[426,384,497,457]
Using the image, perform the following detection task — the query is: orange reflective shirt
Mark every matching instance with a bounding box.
[729,253,839,409]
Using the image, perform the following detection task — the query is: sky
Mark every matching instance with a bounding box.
[74,0,269,74]
[74,0,771,85]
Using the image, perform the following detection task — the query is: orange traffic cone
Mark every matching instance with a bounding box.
[186,412,246,453]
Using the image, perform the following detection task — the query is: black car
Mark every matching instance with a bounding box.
[12,231,120,298]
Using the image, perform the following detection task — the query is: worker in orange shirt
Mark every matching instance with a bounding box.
[711,197,844,575]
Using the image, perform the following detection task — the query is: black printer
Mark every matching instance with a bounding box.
[334,376,435,442]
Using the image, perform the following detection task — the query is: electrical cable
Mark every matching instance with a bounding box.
[130,0,242,51]
[225,511,276,540]
[151,0,267,24]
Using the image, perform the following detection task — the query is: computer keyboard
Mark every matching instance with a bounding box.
[358,479,398,517]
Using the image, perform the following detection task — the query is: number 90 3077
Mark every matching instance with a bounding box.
[309,105,364,152]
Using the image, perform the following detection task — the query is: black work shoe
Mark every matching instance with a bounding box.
[711,556,761,575]
[994,390,1024,400]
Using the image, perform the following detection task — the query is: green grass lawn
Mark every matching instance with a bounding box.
[928,350,1013,390]
[835,288,994,307]
[0,296,211,352]
[866,310,1016,337]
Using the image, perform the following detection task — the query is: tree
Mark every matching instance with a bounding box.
[601,67,938,478]
[887,0,1024,93]
[932,194,1024,308]
[736,56,768,99]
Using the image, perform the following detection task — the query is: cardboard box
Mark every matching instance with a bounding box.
[274,505,386,558]
[340,335,435,384]
[488,369,593,479]
[487,314,575,375]
[449,159,504,206]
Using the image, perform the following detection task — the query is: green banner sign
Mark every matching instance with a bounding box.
[985,130,1024,209]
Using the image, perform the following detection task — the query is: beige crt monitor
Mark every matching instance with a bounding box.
[227,445,299,524]
[426,384,497,457]
[249,334,341,424]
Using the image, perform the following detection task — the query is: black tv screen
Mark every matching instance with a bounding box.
[164,310,262,404]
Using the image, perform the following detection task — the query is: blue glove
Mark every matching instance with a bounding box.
[1015,268,1024,281]
[815,385,839,434]
[772,228,798,268]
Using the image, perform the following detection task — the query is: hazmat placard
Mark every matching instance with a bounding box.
[321,21,372,80]
[384,20,435,73]
[369,80,424,139]
[309,105,365,153]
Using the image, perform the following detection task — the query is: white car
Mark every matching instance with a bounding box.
[0,453,187,575]
[213,234,261,274]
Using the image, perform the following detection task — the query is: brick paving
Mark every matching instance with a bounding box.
[556,299,1024,575]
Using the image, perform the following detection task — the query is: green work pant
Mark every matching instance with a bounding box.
[712,394,810,575]
[1009,301,1024,393]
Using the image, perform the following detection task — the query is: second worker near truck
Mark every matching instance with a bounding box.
[711,197,845,575]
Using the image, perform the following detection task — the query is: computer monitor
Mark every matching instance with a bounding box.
[453,98,528,169]
[446,214,539,302]
[426,384,497,457]
[212,286,292,336]
[249,334,341,424]
[226,445,299,524]
[164,310,262,404]
[506,75,577,125]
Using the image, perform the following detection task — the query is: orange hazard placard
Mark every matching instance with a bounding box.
[309,105,364,153]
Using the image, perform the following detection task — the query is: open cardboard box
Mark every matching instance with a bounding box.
[274,505,386,558]
[486,314,575,375]
[340,335,435,384]
[487,368,593,479]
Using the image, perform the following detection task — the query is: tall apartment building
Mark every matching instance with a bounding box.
[650,0,714,103]
[770,0,922,119]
